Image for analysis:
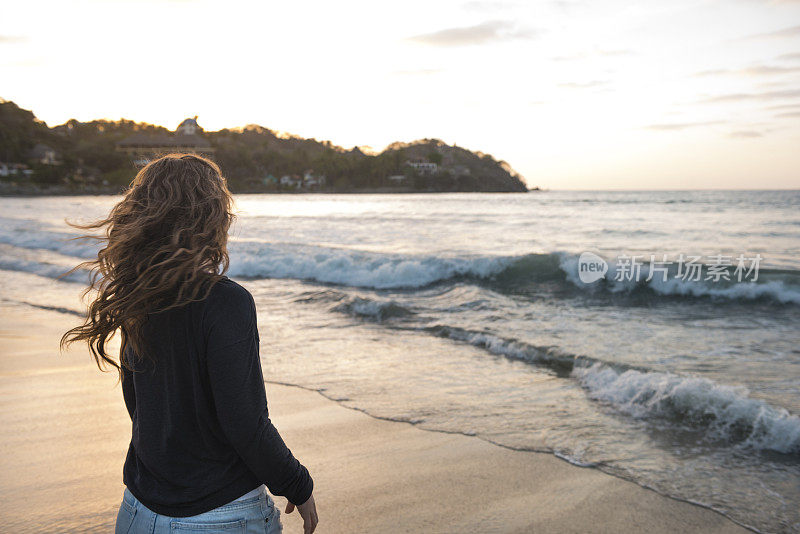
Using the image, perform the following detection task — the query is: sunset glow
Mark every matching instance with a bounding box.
[2,0,799,189]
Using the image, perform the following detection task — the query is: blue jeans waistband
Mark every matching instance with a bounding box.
[122,484,269,516]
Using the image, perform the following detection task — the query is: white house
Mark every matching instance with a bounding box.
[405,159,438,176]
[449,164,471,176]
[0,162,33,178]
[117,116,213,166]
[176,117,201,136]
[302,170,326,188]
[28,144,61,165]
[280,175,302,188]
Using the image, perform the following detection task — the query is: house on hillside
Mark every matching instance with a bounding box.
[28,144,61,165]
[302,169,326,189]
[176,117,201,136]
[280,175,302,188]
[448,164,471,176]
[0,162,33,178]
[405,159,438,176]
[116,116,215,166]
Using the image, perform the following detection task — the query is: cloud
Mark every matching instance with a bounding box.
[558,80,609,89]
[694,65,800,77]
[406,20,537,47]
[742,65,800,75]
[700,88,800,103]
[767,102,800,110]
[775,111,800,118]
[644,120,724,131]
[743,24,800,40]
[728,130,763,138]
[777,52,800,61]
[0,35,26,44]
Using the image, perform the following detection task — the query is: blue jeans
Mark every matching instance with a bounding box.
[115,485,282,534]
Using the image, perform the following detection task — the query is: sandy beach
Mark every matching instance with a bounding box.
[4,0,800,529]
[0,302,751,533]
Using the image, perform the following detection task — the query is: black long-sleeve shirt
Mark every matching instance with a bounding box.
[120,276,313,517]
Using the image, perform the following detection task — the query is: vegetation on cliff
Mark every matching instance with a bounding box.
[0,99,529,193]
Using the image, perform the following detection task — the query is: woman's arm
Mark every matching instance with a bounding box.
[206,332,314,505]
[203,283,314,507]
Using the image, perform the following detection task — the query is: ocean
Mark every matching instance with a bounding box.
[1,190,798,533]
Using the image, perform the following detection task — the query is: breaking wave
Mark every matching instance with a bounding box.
[2,222,798,305]
[226,241,513,288]
[299,292,800,456]
[423,325,800,454]
[228,244,800,305]
[573,363,800,454]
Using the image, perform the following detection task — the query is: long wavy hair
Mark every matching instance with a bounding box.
[60,153,235,378]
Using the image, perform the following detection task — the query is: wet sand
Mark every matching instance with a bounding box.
[0,303,750,533]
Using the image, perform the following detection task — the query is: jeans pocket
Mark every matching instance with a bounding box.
[170,518,246,533]
[260,496,282,534]
[114,499,137,534]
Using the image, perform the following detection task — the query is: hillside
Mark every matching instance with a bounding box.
[0,99,530,194]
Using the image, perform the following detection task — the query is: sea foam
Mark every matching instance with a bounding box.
[3,221,800,306]
[558,253,800,305]
[572,362,800,454]
[227,241,512,289]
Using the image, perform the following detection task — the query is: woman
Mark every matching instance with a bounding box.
[61,154,318,534]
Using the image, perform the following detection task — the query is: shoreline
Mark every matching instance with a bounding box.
[268,379,759,534]
[0,184,535,197]
[0,189,535,197]
[0,302,751,533]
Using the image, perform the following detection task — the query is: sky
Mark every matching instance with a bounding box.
[1,0,799,189]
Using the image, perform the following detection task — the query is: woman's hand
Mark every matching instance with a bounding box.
[285,493,318,534]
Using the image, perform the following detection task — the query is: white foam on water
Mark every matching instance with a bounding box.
[0,218,97,258]
[0,243,89,283]
[227,241,513,289]
[559,253,800,305]
[647,276,800,305]
[3,220,799,305]
[572,362,800,454]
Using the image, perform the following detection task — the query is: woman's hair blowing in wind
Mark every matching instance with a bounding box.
[60,154,235,377]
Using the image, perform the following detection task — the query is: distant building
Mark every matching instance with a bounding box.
[278,171,326,190]
[280,175,302,188]
[0,162,33,178]
[449,164,471,176]
[27,143,61,165]
[116,116,214,166]
[302,169,326,188]
[176,117,201,136]
[405,159,438,176]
